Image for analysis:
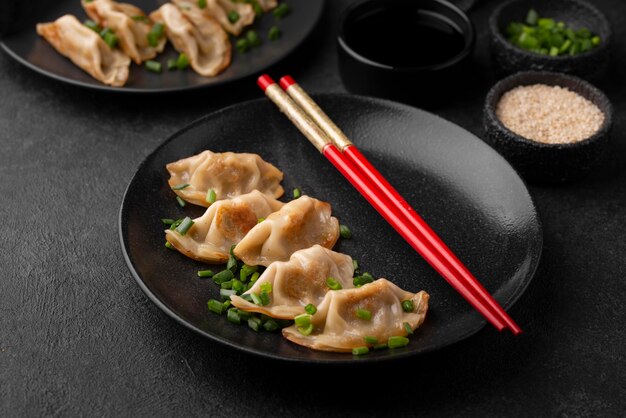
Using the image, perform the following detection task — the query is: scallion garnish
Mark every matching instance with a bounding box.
[228,10,240,23]
[175,216,194,235]
[236,38,250,53]
[339,224,352,239]
[248,317,261,331]
[84,20,101,33]
[250,292,262,305]
[220,288,237,299]
[242,293,253,303]
[352,346,369,356]
[227,253,238,273]
[207,299,224,314]
[145,60,162,73]
[403,322,414,335]
[172,183,190,190]
[239,264,258,282]
[353,273,374,287]
[222,300,231,309]
[250,271,260,283]
[169,219,183,230]
[198,0,207,8]
[263,319,279,332]
[101,29,119,49]
[176,53,190,70]
[206,189,217,204]
[232,279,245,294]
[253,2,263,16]
[257,217,265,223]
[273,3,291,19]
[165,241,175,250]
[292,187,301,199]
[259,290,270,305]
[260,282,272,294]
[388,336,410,349]
[356,308,372,320]
[297,324,313,336]
[352,259,359,273]
[197,269,214,278]
[227,308,241,324]
[364,336,378,345]
[131,15,149,22]
[220,280,232,289]
[246,30,261,47]
[161,218,175,225]
[373,343,388,351]
[175,195,186,207]
[147,23,164,47]
[326,277,342,290]
[304,304,317,315]
[268,25,281,41]
[401,300,414,312]
[212,269,234,285]
[294,313,311,328]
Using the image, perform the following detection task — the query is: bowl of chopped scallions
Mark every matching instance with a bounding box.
[489,0,611,82]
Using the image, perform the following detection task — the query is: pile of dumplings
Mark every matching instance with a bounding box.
[36,0,278,86]
[165,150,430,353]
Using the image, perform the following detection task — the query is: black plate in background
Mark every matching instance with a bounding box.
[0,0,324,93]
[119,94,542,363]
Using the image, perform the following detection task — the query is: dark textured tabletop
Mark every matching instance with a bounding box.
[1,0,625,416]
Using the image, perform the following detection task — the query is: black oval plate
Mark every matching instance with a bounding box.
[0,0,324,93]
[119,94,542,363]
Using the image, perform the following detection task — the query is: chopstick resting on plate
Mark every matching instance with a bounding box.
[257,74,521,335]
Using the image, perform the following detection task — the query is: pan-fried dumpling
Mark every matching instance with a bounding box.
[36,14,130,87]
[173,0,254,36]
[283,279,429,352]
[166,151,284,207]
[230,246,354,319]
[234,196,340,267]
[82,0,166,64]
[150,3,231,77]
[165,190,284,263]
[256,0,278,12]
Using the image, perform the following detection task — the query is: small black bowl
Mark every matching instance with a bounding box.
[483,71,613,184]
[489,0,611,82]
[337,0,475,105]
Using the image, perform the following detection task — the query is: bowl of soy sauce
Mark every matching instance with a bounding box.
[337,0,475,105]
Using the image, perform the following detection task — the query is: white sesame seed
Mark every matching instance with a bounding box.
[495,84,605,144]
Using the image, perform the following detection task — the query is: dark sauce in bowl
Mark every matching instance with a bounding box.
[344,6,467,68]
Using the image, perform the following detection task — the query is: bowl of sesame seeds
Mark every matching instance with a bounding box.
[483,71,612,183]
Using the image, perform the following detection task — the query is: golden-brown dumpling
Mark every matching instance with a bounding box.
[150,3,231,77]
[36,14,130,86]
[282,279,429,352]
[82,0,166,64]
[165,190,284,264]
[173,0,254,36]
[230,246,354,319]
[166,150,284,207]
[233,196,340,267]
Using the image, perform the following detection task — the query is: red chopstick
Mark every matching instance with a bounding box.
[258,74,518,333]
[277,76,522,335]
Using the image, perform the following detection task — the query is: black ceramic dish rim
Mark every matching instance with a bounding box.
[485,71,613,150]
[119,93,542,364]
[489,0,612,63]
[337,0,475,73]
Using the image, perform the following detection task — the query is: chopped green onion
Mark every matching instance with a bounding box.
[131,15,149,22]
[237,309,252,321]
[304,304,317,315]
[525,8,538,26]
[228,10,240,23]
[197,269,214,278]
[353,273,374,287]
[167,59,178,71]
[173,184,191,191]
[198,0,207,8]
[591,36,601,46]
[388,336,410,349]
[102,30,118,49]
[273,3,291,19]
[165,241,175,250]
[250,271,260,283]
[222,300,231,309]
[297,324,313,336]
[220,280,232,289]
[236,38,250,53]
[246,30,261,47]
[373,343,388,351]
[263,319,279,332]
[294,313,311,328]
[176,53,190,70]
[84,20,101,33]
[227,308,241,324]
[403,322,414,335]
[401,300,414,312]
[248,317,261,331]
[326,277,342,290]
[352,259,359,273]
[292,187,301,199]
[206,189,217,204]
[161,218,175,225]
[146,60,162,73]
[147,23,164,47]
[175,216,194,235]
[220,288,237,299]
[257,217,265,223]
[250,293,262,305]
[169,219,183,230]
[259,290,270,305]
[242,293,253,302]
[356,308,372,320]
[232,279,245,294]
[212,269,234,284]
[227,253,238,272]
[253,2,263,16]
[268,25,281,41]
[207,299,224,314]
[549,46,559,56]
[239,264,258,282]
[260,282,272,293]
[352,346,369,356]
[339,224,352,239]
[364,336,378,345]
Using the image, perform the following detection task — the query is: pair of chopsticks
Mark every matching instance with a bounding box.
[257,74,522,335]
